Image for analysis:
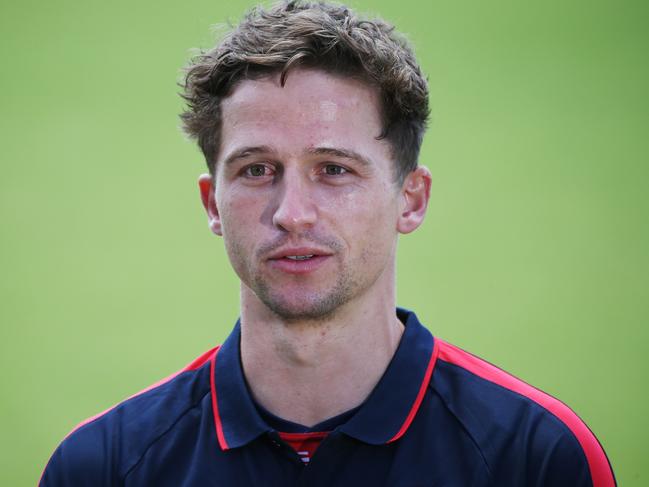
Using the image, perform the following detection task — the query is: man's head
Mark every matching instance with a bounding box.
[180,0,429,185]
[186,1,431,322]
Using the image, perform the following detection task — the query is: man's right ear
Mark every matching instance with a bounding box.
[198,174,222,236]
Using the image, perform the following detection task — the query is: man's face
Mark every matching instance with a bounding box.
[203,68,418,321]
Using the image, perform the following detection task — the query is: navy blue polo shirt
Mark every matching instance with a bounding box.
[41,309,615,486]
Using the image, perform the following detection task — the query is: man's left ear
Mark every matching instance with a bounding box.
[396,166,432,234]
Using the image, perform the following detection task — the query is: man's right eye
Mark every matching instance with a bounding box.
[243,164,273,177]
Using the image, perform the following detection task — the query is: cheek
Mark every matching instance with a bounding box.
[220,218,259,287]
[322,186,399,253]
[217,193,264,272]
[218,189,261,239]
[338,181,398,223]
[318,181,393,215]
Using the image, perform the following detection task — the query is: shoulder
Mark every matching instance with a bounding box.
[429,338,615,487]
[39,348,217,487]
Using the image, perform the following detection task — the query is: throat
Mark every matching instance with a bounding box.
[239,301,405,427]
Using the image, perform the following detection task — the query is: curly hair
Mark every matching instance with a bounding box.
[180,0,429,184]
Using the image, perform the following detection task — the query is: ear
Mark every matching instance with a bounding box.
[397,166,432,234]
[198,174,222,236]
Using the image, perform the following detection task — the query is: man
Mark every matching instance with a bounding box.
[41,1,615,485]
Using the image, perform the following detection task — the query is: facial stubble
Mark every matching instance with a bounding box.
[228,233,382,324]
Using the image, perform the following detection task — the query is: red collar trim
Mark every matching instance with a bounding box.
[387,336,439,443]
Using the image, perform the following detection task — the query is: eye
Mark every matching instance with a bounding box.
[323,164,348,176]
[243,164,274,178]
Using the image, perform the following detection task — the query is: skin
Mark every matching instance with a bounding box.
[199,68,431,426]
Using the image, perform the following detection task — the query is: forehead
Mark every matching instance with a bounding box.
[217,69,388,161]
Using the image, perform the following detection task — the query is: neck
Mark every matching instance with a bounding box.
[239,271,404,427]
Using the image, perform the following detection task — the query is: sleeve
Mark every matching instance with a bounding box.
[529,426,613,487]
[483,399,616,487]
[506,411,617,487]
[39,422,117,487]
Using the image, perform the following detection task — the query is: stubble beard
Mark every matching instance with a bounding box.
[226,231,385,324]
[251,265,359,324]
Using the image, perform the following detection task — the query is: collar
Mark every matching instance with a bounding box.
[209,320,270,450]
[209,308,439,450]
[338,308,438,444]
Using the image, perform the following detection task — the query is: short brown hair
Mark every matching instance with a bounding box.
[180,0,429,184]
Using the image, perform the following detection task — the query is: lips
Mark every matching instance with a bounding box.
[267,247,333,275]
[267,247,332,261]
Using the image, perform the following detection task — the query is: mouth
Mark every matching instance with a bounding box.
[284,254,315,261]
[267,248,332,275]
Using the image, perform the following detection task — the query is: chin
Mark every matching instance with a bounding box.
[257,288,354,324]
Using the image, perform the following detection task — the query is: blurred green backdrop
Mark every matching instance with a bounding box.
[1,0,647,484]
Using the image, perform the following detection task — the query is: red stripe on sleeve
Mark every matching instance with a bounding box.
[40,347,219,485]
[64,347,218,439]
[437,340,615,487]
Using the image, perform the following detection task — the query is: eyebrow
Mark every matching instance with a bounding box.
[221,145,373,167]
[222,145,276,166]
[307,147,372,167]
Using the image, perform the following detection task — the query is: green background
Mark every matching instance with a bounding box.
[1,0,646,484]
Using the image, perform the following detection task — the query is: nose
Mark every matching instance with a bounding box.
[272,171,317,233]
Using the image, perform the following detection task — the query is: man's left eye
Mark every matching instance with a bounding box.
[323,165,347,176]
